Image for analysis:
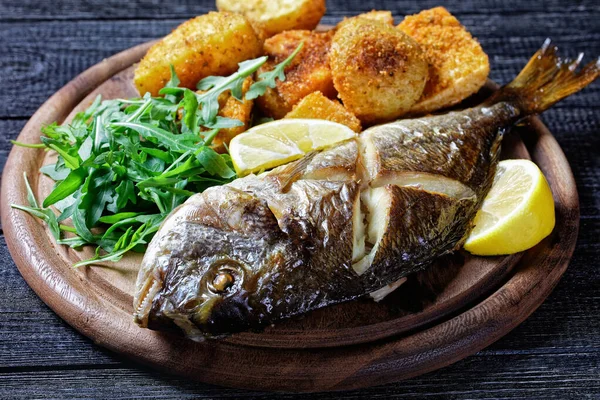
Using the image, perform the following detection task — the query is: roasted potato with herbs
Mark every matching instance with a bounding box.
[216,0,326,39]
[285,91,362,132]
[355,10,394,25]
[256,30,336,119]
[398,7,490,115]
[330,18,429,124]
[134,12,262,97]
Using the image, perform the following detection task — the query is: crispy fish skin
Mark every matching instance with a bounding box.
[361,102,518,195]
[134,40,599,340]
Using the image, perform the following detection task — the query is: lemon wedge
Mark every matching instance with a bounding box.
[229,119,357,176]
[464,159,555,255]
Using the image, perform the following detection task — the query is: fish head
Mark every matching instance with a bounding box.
[133,184,301,340]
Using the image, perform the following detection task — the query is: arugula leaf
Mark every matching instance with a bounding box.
[166,65,180,89]
[182,89,200,134]
[13,204,62,240]
[12,174,60,240]
[114,180,137,209]
[72,206,95,243]
[202,116,244,130]
[57,192,80,222]
[111,122,196,152]
[246,42,304,100]
[40,163,70,181]
[42,167,87,207]
[23,172,39,208]
[99,211,143,224]
[41,137,81,169]
[196,147,235,179]
[10,140,45,148]
[191,55,267,124]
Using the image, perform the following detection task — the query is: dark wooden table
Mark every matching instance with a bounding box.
[1,0,598,398]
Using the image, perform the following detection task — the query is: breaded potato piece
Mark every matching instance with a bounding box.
[398,7,490,115]
[285,91,362,132]
[355,10,394,25]
[216,0,326,39]
[330,18,428,124]
[134,12,262,97]
[209,77,255,153]
[256,30,336,119]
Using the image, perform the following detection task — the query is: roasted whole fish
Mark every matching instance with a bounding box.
[133,40,599,340]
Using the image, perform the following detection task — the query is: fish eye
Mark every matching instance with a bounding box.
[206,260,245,295]
[212,271,234,292]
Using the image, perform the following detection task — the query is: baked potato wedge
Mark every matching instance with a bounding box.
[216,0,326,39]
[355,10,394,25]
[256,30,336,119]
[330,18,428,124]
[134,12,262,97]
[398,7,489,115]
[285,91,362,132]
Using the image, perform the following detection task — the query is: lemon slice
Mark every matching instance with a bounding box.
[464,159,555,255]
[229,119,357,176]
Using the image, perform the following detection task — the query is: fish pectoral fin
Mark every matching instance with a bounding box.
[268,151,319,192]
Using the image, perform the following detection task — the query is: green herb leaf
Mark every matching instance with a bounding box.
[114,180,137,209]
[41,137,81,169]
[203,116,244,130]
[182,89,200,134]
[42,167,88,208]
[40,163,70,181]
[246,42,304,100]
[12,204,61,240]
[166,65,181,89]
[196,147,235,179]
[111,121,196,152]
[10,140,45,148]
[192,55,268,124]
[98,211,143,224]
[23,172,39,208]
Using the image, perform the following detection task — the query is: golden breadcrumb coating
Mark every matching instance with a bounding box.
[216,0,326,39]
[398,7,490,115]
[330,17,428,124]
[256,30,336,119]
[134,12,262,97]
[285,91,362,132]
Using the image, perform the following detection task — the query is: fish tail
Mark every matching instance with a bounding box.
[490,38,599,114]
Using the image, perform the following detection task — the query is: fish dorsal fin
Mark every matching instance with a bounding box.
[269,151,318,192]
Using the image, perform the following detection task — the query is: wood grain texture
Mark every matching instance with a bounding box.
[0,0,598,398]
[0,0,596,20]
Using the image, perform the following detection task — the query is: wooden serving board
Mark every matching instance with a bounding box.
[0,41,579,392]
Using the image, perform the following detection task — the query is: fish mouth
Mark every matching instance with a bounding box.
[133,270,163,328]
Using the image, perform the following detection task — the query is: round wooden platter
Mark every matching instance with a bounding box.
[0,41,579,392]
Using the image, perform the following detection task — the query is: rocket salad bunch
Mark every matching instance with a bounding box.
[12,43,303,267]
